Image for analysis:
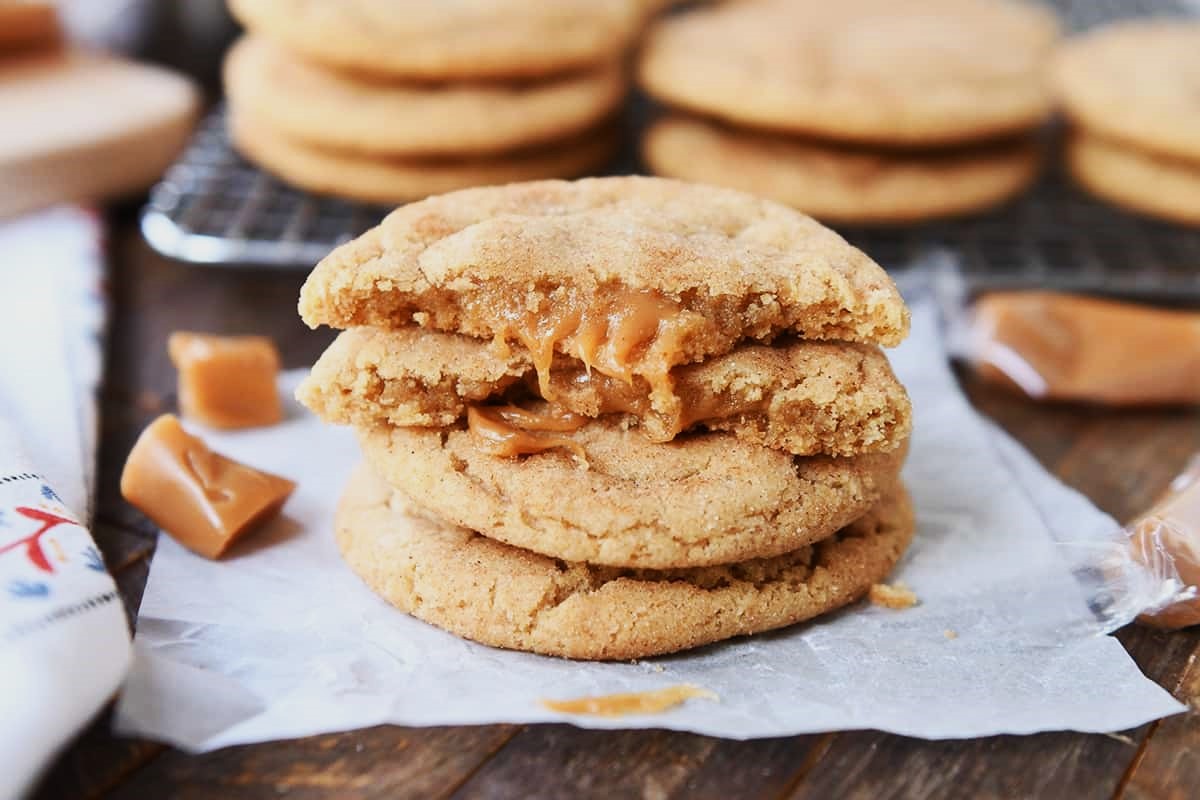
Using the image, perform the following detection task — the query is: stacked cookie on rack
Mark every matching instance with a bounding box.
[223,0,643,203]
[639,0,1059,224]
[297,176,915,660]
[1053,21,1200,225]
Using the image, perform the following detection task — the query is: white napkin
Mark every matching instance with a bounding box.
[114,301,1184,748]
[0,208,130,799]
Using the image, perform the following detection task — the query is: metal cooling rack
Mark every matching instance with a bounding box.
[140,0,1200,300]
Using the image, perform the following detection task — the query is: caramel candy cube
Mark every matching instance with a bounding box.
[120,414,295,559]
[168,332,283,429]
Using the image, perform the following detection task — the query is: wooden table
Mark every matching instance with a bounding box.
[31,209,1200,800]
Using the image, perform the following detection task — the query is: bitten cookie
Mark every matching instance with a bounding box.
[298,177,908,415]
[638,0,1058,146]
[224,36,626,157]
[1053,21,1200,163]
[336,464,916,660]
[298,326,912,456]
[228,111,617,204]
[1066,132,1200,226]
[227,0,642,81]
[643,115,1041,224]
[358,415,906,569]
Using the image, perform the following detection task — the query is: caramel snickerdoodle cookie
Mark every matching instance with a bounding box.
[228,111,618,204]
[643,115,1041,224]
[337,465,915,660]
[1052,21,1200,163]
[1066,132,1200,226]
[298,326,911,456]
[298,177,908,413]
[638,0,1059,146]
[224,36,626,158]
[227,0,643,81]
[357,414,906,569]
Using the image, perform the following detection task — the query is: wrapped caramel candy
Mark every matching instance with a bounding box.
[1131,456,1200,629]
[967,292,1200,406]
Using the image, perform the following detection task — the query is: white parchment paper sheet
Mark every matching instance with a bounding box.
[114,303,1185,749]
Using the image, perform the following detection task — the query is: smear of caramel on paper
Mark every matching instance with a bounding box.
[540,684,718,717]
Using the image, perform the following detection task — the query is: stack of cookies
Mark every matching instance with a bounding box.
[297,176,916,660]
[223,0,644,203]
[1053,21,1200,226]
[639,0,1059,225]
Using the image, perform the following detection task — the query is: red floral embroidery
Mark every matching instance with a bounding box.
[0,507,78,573]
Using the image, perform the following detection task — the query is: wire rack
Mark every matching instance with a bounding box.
[141,0,1200,300]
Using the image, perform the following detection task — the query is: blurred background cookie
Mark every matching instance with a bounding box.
[229,112,617,204]
[224,0,640,202]
[644,114,1041,224]
[1053,20,1200,222]
[639,0,1059,146]
[637,0,1057,223]
[224,36,625,158]
[227,0,642,80]
[1066,132,1200,226]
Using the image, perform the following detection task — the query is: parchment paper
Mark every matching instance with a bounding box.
[113,302,1185,749]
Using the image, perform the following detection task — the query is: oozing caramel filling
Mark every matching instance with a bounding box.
[532,364,772,440]
[484,285,702,407]
[467,404,588,459]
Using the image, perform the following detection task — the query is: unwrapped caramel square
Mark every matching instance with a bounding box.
[120,414,295,559]
[168,332,282,429]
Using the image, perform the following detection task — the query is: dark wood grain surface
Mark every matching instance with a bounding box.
[31,211,1200,800]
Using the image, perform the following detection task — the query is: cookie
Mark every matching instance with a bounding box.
[298,176,909,412]
[358,413,906,568]
[336,464,915,660]
[299,326,911,456]
[643,115,1041,224]
[1053,21,1200,163]
[1066,132,1200,226]
[227,0,642,81]
[228,111,618,205]
[224,36,626,158]
[638,0,1059,146]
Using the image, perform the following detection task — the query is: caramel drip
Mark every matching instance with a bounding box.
[493,286,692,403]
[540,685,718,717]
[676,390,769,430]
[467,404,587,460]
[543,367,769,436]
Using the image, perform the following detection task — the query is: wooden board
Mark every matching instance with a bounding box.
[0,50,198,217]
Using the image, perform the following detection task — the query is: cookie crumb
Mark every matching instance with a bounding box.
[869,581,918,609]
[943,629,958,640]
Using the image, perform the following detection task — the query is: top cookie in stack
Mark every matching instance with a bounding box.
[639,0,1060,224]
[224,0,644,203]
[299,176,916,659]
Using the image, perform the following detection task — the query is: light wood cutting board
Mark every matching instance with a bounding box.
[0,48,200,218]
